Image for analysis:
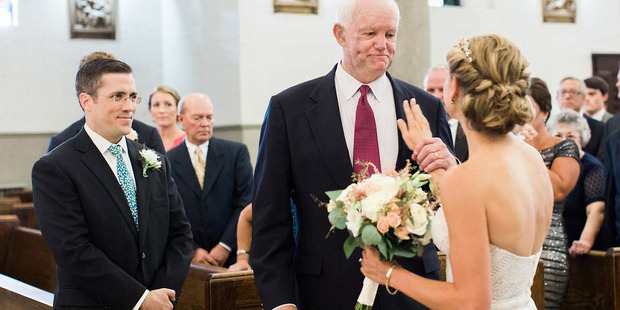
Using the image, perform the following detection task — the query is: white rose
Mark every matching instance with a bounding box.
[406,203,428,236]
[346,209,363,237]
[413,187,428,203]
[140,149,158,162]
[360,175,399,222]
[360,196,383,222]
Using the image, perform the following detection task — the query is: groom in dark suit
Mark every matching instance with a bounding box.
[32,58,193,309]
[251,1,455,309]
[167,93,253,267]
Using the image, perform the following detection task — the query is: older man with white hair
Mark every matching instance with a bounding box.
[251,0,454,309]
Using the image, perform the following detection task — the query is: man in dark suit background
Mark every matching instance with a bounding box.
[423,64,468,162]
[556,77,605,157]
[47,51,165,154]
[601,67,620,248]
[251,0,455,309]
[167,93,253,267]
[32,58,193,309]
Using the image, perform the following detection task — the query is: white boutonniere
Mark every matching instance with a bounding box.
[138,148,162,178]
[126,129,139,142]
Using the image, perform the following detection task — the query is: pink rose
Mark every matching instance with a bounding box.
[377,217,390,234]
[389,204,401,216]
[394,226,410,240]
[387,212,402,228]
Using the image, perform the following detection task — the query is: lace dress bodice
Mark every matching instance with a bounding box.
[431,207,540,309]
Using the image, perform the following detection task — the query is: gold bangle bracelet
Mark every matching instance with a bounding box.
[385,264,399,295]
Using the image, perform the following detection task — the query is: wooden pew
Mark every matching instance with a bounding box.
[562,247,620,310]
[7,188,33,203]
[177,263,227,310]
[186,251,544,310]
[0,273,53,310]
[206,270,261,310]
[0,215,56,293]
[12,202,38,229]
[0,197,20,215]
[532,260,545,310]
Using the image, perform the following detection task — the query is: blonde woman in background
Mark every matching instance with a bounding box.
[148,86,185,151]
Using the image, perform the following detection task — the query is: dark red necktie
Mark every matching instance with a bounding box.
[353,85,381,178]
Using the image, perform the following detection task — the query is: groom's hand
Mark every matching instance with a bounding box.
[140,288,175,309]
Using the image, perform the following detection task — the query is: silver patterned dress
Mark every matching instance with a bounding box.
[539,139,580,309]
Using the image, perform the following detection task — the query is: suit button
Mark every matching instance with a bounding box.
[142,252,146,260]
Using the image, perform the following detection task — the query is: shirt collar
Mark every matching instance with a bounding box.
[335,62,390,103]
[84,123,129,156]
[591,108,606,121]
[185,139,210,155]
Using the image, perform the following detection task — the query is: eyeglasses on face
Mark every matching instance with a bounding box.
[89,92,142,104]
[559,89,581,96]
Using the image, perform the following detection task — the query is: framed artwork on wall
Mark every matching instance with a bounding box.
[274,0,318,14]
[69,0,116,39]
[542,0,576,23]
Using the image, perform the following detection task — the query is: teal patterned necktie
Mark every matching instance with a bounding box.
[108,144,139,230]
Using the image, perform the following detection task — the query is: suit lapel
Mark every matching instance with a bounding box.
[76,130,138,240]
[202,138,223,196]
[306,66,355,189]
[170,142,203,198]
[128,142,151,246]
[388,74,415,170]
[455,123,469,162]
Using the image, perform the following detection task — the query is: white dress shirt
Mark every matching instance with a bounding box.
[334,62,398,173]
[448,118,459,147]
[185,140,210,168]
[83,124,148,309]
[590,108,608,122]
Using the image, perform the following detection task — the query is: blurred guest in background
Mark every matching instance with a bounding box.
[583,76,613,122]
[556,77,604,157]
[547,109,606,256]
[423,64,468,162]
[148,86,185,151]
[525,77,580,309]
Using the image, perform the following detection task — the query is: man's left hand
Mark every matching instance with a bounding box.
[209,244,231,266]
[412,137,457,172]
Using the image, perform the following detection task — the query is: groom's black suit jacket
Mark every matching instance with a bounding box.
[251,65,452,310]
[32,129,193,309]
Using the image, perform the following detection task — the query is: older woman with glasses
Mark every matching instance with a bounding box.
[547,109,606,256]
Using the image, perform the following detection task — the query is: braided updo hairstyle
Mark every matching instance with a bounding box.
[446,34,532,135]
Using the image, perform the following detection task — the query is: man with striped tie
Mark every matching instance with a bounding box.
[166,93,253,268]
[32,58,193,309]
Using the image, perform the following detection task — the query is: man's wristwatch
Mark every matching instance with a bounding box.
[236,249,249,255]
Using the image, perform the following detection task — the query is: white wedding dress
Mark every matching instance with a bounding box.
[431,207,540,309]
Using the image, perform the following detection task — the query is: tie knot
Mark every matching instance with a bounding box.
[108,144,122,157]
[359,85,370,97]
[195,147,203,157]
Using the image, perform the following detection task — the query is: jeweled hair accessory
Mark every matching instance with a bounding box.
[459,38,473,63]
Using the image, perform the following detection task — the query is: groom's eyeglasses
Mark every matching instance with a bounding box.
[89,92,142,105]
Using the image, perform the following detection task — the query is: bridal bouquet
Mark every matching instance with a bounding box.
[325,161,437,310]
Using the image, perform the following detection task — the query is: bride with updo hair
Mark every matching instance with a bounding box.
[360,34,554,309]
